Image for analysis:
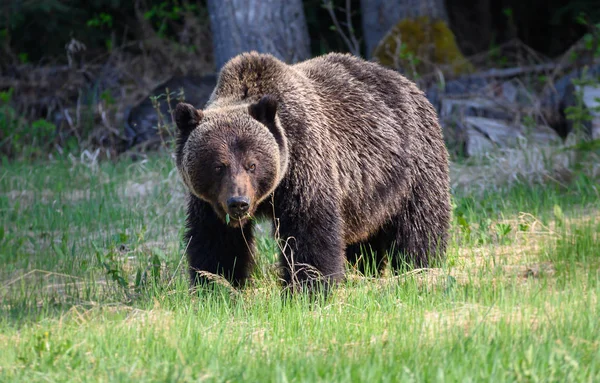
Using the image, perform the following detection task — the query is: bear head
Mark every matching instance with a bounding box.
[174,95,288,227]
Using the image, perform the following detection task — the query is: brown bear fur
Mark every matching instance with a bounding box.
[174,51,451,291]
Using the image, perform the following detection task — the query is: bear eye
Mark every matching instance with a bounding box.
[214,165,224,174]
[248,163,256,172]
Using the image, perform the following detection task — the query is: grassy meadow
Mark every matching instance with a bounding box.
[0,146,599,382]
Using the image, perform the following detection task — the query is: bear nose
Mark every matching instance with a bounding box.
[226,196,250,216]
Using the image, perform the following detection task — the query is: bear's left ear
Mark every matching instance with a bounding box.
[249,95,278,125]
[174,102,203,133]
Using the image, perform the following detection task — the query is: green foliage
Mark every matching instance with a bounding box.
[2,0,87,61]
[90,224,174,295]
[0,88,58,160]
[86,12,115,50]
[487,40,510,67]
[86,12,114,29]
[2,0,209,62]
[397,43,422,80]
[28,330,75,366]
[0,88,13,103]
[554,2,600,27]
[93,241,129,290]
[567,15,600,62]
[99,89,116,106]
[17,53,29,64]
[143,1,200,39]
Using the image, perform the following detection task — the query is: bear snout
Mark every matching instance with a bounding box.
[226,196,250,219]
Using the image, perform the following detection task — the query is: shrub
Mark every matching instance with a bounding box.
[0,88,58,161]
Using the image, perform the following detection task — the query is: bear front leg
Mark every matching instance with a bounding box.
[184,194,255,288]
[275,200,345,293]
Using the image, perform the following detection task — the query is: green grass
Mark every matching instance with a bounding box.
[0,153,599,382]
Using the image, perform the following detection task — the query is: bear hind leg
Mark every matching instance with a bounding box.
[389,187,450,272]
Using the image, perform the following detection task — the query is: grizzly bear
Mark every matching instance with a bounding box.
[174,51,450,292]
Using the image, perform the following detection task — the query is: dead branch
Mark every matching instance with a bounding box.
[467,62,558,80]
[322,0,361,56]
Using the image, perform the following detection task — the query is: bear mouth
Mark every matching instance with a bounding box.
[215,204,254,227]
[226,212,253,227]
[227,215,251,227]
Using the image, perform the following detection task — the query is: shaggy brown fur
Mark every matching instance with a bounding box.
[174,51,450,291]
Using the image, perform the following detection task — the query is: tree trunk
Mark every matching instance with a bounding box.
[207,0,311,71]
[361,0,448,58]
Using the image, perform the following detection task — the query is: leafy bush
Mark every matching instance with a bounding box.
[0,88,58,160]
[1,0,211,63]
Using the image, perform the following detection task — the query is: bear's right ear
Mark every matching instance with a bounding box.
[174,103,203,133]
[248,95,278,125]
